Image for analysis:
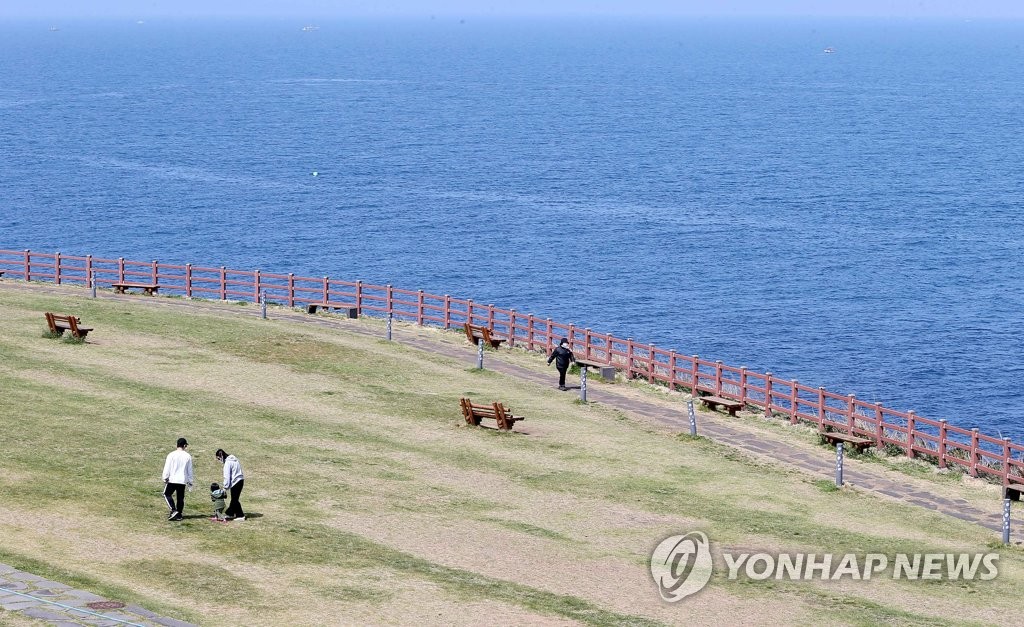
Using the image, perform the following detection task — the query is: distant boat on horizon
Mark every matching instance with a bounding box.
[301,25,320,32]
[48,26,59,32]
[823,47,836,54]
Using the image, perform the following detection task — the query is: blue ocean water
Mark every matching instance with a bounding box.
[2,17,1023,439]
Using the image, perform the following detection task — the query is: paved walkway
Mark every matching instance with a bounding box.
[0,563,194,626]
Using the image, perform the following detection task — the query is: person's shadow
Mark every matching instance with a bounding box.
[181,512,263,521]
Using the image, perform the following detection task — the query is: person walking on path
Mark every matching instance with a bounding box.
[547,337,576,391]
[215,449,245,521]
[162,437,194,521]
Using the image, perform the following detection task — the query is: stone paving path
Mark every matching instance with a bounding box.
[0,563,195,626]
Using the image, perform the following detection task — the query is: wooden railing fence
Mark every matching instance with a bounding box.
[4,248,1022,489]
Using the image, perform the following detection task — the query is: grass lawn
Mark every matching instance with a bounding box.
[1,282,1021,626]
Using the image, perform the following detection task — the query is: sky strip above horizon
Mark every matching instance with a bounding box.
[5,0,1024,19]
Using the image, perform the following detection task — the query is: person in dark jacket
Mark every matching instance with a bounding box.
[547,338,576,390]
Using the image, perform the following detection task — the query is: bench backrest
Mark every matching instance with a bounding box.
[460,398,516,430]
[464,322,492,342]
[45,312,85,336]
[463,322,506,348]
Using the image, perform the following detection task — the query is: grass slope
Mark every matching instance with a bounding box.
[0,283,1021,626]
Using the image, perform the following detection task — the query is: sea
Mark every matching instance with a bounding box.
[2,16,1023,440]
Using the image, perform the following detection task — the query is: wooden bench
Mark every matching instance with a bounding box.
[1003,484,1024,502]
[464,322,506,348]
[460,398,524,431]
[819,430,874,453]
[575,357,616,381]
[111,282,159,296]
[305,302,358,318]
[697,395,743,416]
[44,312,93,339]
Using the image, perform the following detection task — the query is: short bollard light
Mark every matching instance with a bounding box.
[688,400,697,436]
[386,312,393,341]
[260,291,267,319]
[1003,498,1012,545]
[580,365,588,402]
[477,338,484,370]
[835,441,845,487]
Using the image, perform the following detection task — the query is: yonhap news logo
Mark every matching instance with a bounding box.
[651,531,999,602]
[649,532,714,602]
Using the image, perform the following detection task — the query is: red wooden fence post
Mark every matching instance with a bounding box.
[789,380,799,425]
[583,328,592,359]
[466,299,474,325]
[219,266,227,300]
[739,367,748,405]
[23,249,30,281]
[85,255,93,288]
[487,304,495,330]
[817,387,826,429]
[625,339,634,379]
[1002,438,1012,486]
[906,411,917,459]
[118,257,126,283]
[287,274,294,307]
[668,352,678,391]
[527,314,536,350]
[444,295,451,329]
[54,251,62,285]
[715,361,724,395]
[355,280,363,314]
[648,345,656,383]
[937,420,948,469]
[417,290,425,326]
[151,260,158,284]
[322,276,329,304]
[254,270,261,303]
[764,372,773,418]
[874,403,884,448]
[969,428,980,477]
[846,394,856,434]
[185,264,193,298]
[509,310,517,347]
[691,355,699,395]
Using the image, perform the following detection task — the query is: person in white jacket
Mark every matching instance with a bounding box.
[162,438,194,521]
[215,448,245,521]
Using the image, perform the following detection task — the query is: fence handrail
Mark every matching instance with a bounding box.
[3,247,1021,488]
